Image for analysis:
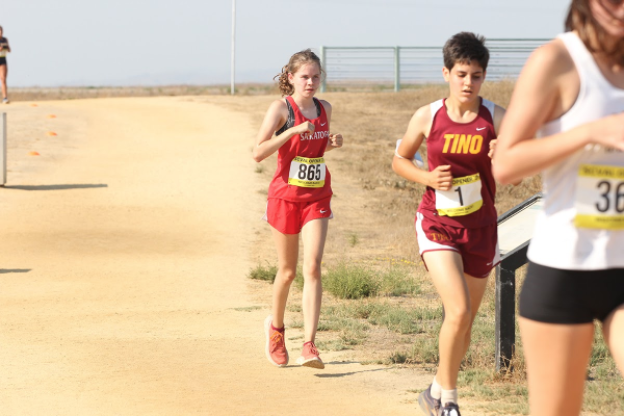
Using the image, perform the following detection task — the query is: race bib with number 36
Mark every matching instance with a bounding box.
[435,173,483,217]
[288,156,326,188]
[574,164,624,229]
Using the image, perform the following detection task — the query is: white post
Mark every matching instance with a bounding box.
[394,46,400,92]
[231,0,236,95]
[0,112,6,186]
[320,46,326,93]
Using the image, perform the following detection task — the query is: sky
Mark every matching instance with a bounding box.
[2,0,572,87]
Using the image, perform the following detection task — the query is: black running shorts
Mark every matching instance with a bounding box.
[519,262,624,324]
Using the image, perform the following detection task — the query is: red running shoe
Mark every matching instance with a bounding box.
[264,315,288,367]
[296,341,324,369]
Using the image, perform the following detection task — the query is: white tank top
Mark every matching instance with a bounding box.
[527,32,624,270]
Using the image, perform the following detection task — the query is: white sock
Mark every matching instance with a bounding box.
[430,377,442,400]
[441,388,458,405]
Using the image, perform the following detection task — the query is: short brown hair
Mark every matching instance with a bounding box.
[274,49,323,96]
[566,0,624,65]
[443,32,489,71]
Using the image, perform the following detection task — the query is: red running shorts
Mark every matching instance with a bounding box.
[263,196,333,235]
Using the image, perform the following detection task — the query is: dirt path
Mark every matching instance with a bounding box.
[0,97,433,416]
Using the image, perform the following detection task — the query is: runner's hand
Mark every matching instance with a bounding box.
[589,113,624,151]
[292,121,315,136]
[329,133,343,148]
[428,165,453,191]
[488,139,497,159]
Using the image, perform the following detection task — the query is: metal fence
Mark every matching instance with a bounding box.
[319,39,549,92]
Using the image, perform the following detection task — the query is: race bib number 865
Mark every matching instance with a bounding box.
[288,156,326,188]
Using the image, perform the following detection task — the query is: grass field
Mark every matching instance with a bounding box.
[9,83,623,415]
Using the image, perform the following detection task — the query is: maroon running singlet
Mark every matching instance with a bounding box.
[418,98,497,229]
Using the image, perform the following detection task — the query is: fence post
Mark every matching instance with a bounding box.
[394,46,400,92]
[495,262,515,371]
[320,45,327,93]
[0,112,6,186]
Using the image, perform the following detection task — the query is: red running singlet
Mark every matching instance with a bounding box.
[268,96,333,202]
[418,98,497,228]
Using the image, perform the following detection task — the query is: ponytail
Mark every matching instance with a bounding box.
[274,65,294,96]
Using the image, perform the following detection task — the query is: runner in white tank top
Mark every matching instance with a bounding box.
[528,31,624,270]
[493,1,624,415]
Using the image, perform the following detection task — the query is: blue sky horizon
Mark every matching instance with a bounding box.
[3,0,571,87]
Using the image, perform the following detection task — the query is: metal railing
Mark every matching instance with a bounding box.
[319,39,550,92]
[495,193,543,370]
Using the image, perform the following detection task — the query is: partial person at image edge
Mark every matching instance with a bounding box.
[0,25,11,104]
[493,0,624,415]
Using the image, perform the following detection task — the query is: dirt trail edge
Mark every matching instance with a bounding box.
[0,97,434,416]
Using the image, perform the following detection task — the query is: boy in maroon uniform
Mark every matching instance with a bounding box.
[393,32,507,416]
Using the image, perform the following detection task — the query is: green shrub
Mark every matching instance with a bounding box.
[323,263,380,299]
[247,262,303,287]
[248,262,277,283]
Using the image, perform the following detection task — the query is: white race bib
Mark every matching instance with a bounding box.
[574,164,624,229]
[288,156,326,188]
[435,173,483,217]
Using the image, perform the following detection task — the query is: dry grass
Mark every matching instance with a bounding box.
[8,83,279,102]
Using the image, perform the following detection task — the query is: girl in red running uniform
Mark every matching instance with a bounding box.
[253,49,343,369]
[393,32,510,416]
